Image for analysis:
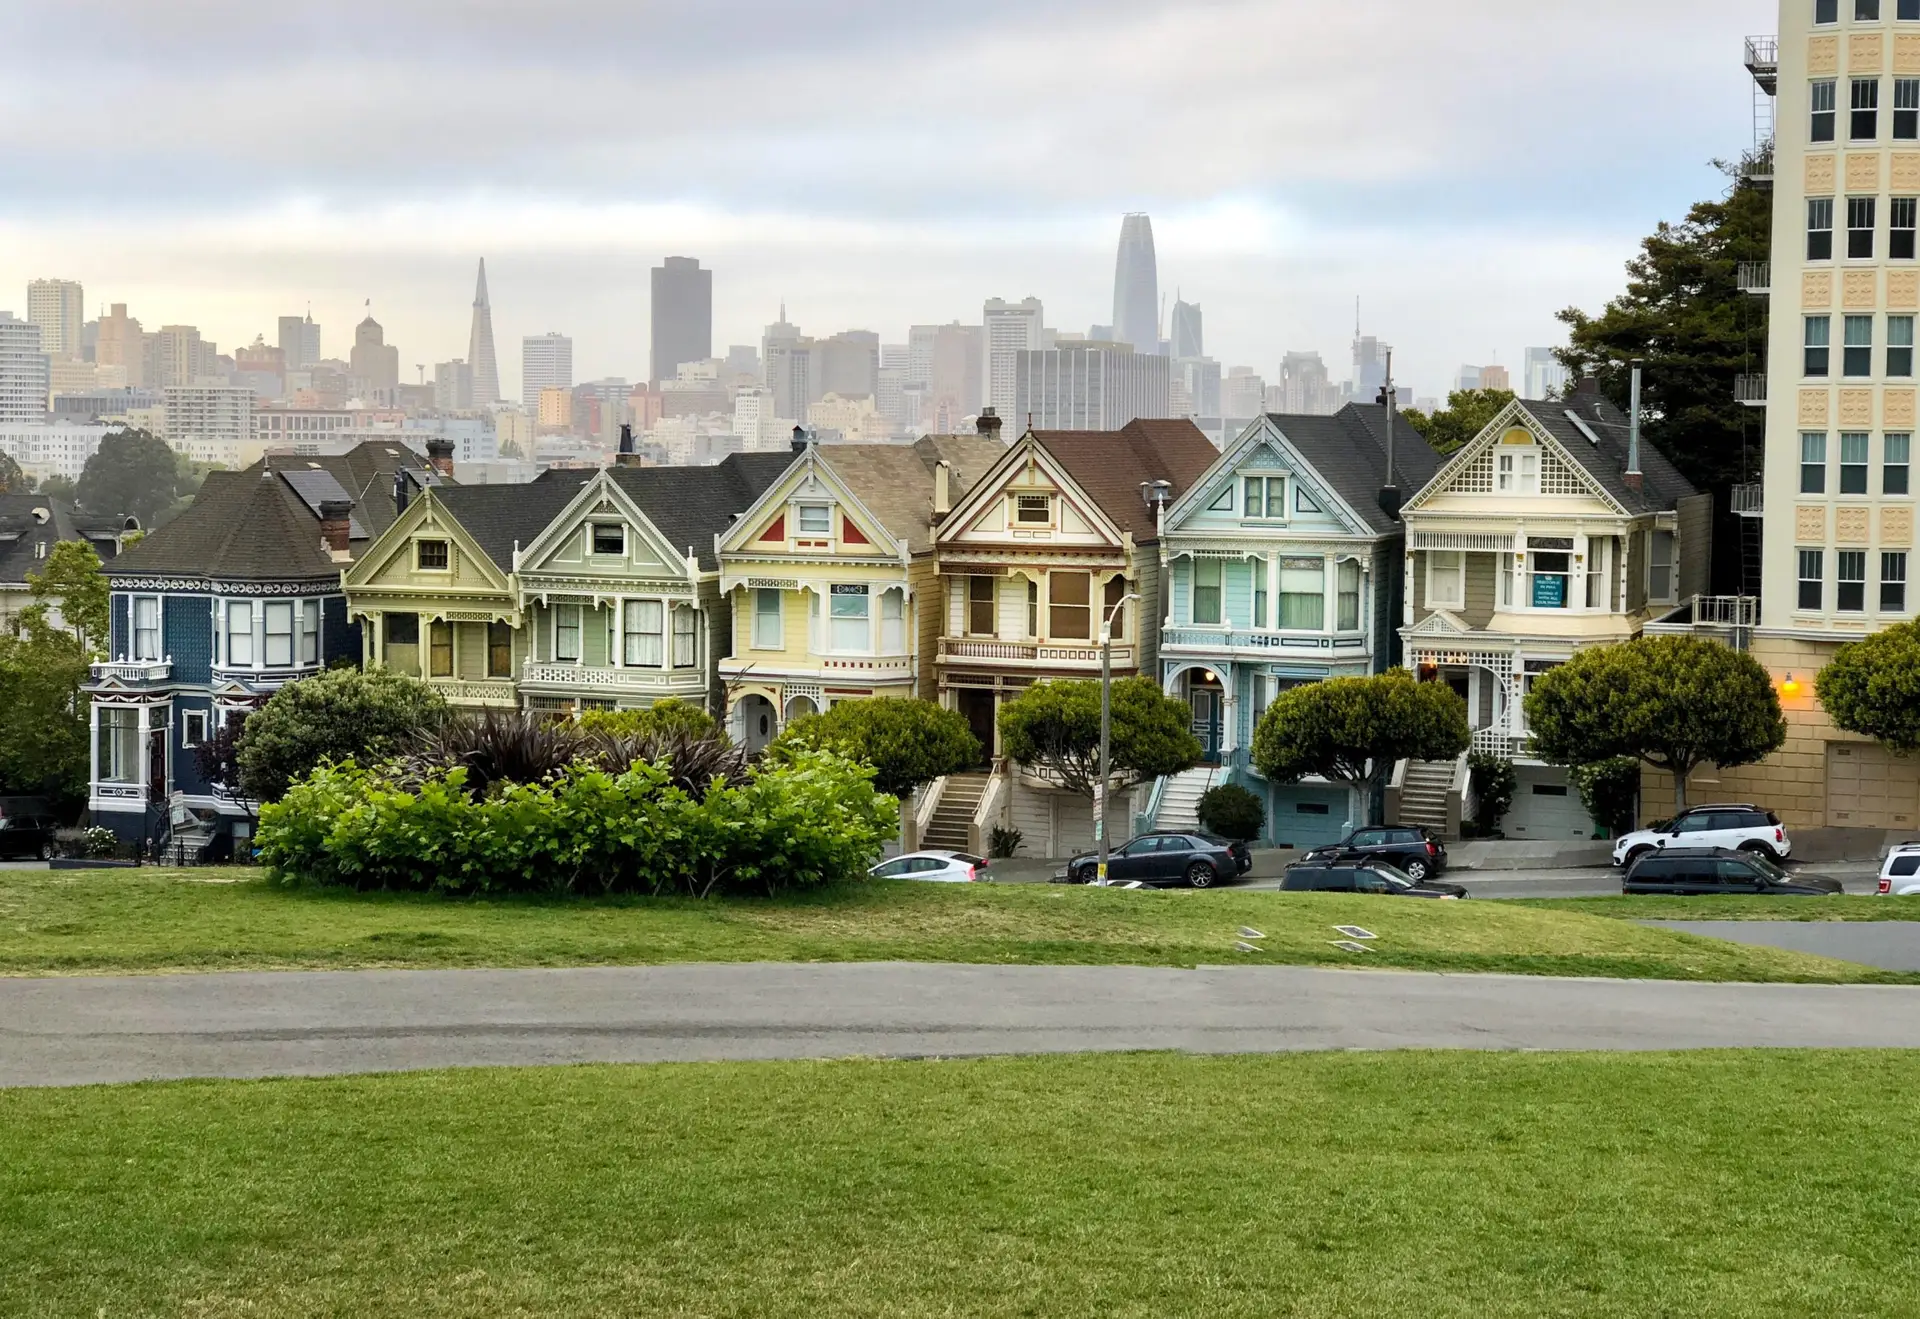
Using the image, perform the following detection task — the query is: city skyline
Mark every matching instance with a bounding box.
[0,1,1765,404]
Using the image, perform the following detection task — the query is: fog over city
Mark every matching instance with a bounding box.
[3,0,1762,400]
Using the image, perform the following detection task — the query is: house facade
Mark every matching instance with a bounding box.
[0,494,138,637]
[1154,405,1443,848]
[716,434,1004,749]
[1398,387,1712,838]
[928,418,1217,855]
[87,442,438,852]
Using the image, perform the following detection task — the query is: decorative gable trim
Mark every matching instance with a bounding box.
[1408,609,1470,636]
[716,448,905,562]
[932,434,1126,548]
[1162,417,1371,539]
[342,489,513,595]
[1404,401,1625,515]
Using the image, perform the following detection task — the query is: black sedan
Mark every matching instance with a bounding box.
[1281,860,1468,899]
[1624,847,1844,896]
[1300,826,1448,882]
[0,796,58,860]
[1060,832,1251,888]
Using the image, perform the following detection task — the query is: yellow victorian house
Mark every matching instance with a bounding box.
[717,431,1005,750]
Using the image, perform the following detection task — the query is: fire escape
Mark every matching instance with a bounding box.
[1734,35,1777,603]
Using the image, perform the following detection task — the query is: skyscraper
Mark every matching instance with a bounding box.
[468,259,501,405]
[817,329,879,400]
[522,333,573,407]
[651,256,713,387]
[350,315,400,396]
[1170,297,1203,360]
[96,304,143,387]
[982,297,1044,423]
[1013,342,1171,430]
[26,279,83,360]
[1351,333,1389,400]
[0,312,49,421]
[277,312,322,371]
[1523,347,1569,400]
[1111,214,1159,354]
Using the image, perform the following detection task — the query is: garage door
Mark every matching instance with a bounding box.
[1825,742,1920,829]
[1506,766,1595,840]
[1269,785,1350,850]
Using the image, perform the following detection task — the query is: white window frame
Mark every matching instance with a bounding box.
[1497,450,1540,494]
[224,600,255,667]
[1014,493,1053,526]
[624,599,664,667]
[880,588,906,653]
[829,584,872,653]
[1426,551,1465,609]
[415,538,451,572]
[1242,476,1285,521]
[672,605,697,668]
[181,709,208,748]
[300,599,321,665]
[796,503,832,537]
[591,523,625,556]
[1647,531,1676,603]
[554,603,583,663]
[264,601,295,667]
[752,588,784,650]
[131,595,162,662]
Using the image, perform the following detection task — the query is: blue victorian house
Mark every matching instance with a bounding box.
[87,440,442,855]
[1145,405,1442,848]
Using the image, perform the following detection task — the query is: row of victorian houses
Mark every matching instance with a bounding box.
[85,384,1716,859]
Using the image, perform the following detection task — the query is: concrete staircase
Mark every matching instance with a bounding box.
[1398,760,1455,835]
[1155,766,1219,833]
[923,773,989,852]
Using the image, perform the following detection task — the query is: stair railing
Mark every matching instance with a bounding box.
[969,759,1010,857]
[909,777,947,852]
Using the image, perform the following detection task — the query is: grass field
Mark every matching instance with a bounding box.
[1526,894,1920,922]
[2,866,1913,982]
[3,1051,1918,1317]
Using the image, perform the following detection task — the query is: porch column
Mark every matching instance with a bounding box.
[613,599,623,668]
[87,700,98,804]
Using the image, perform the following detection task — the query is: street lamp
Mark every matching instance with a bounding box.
[1094,591,1141,884]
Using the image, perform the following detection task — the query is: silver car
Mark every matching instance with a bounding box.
[868,851,991,883]
[1877,843,1920,896]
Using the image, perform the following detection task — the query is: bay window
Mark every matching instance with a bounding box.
[264,602,295,667]
[624,600,664,666]
[299,600,320,665]
[752,589,783,649]
[555,604,582,662]
[225,601,254,666]
[1049,572,1091,640]
[830,585,871,651]
[968,577,996,635]
[880,590,905,653]
[1337,560,1361,631]
[1279,557,1325,630]
[673,607,697,667]
[428,620,453,676]
[1427,551,1465,608]
[1526,538,1574,609]
[98,708,141,783]
[131,597,160,662]
[1193,559,1222,625]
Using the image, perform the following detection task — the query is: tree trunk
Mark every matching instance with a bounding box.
[1672,765,1689,813]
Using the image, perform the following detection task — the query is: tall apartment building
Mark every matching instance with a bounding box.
[27,279,83,360]
[817,329,880,400]
[983,297,1044,423]
[1705,4,1920,829]
[163,384,255,466]
[1524,346,1569,398]
[151,324,217,389]
[650,256,712,387]
[1277,351,1341,415]
[522,332,573,407]
[0,312,49,421]
[1222,366,1267,419]
[435,359,474,410]
[277,313,322,371]
[1012,342,1172,430]
[95,304,144,387]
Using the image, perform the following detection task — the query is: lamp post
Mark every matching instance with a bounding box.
[1095,592,1141,884]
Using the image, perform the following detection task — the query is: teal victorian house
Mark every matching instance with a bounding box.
[1146,405,1442,848]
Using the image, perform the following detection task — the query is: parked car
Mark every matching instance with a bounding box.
[869,851,991,884]
[1300,826,1448,883]
[0,797,58,860]
[1280,861,1467,899]
[1876,842,1920,896]
[1611,804,1790,868]
[1622,847,1841,896]
[1060,833,1251,888]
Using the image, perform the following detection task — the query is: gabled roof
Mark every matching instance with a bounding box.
[1521,385,1696,515]
[105,441,438,583]
[1259,404,1445,536]
[429,482,583,574]
[820,434,1008,554]
[1029,418,1217,542]
[0,495,134,586]
[596,452,794,570]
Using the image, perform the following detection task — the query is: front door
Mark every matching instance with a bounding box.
[957,690,996,765]
[1189,688,1222,764]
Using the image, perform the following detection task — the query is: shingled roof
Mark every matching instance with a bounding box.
[105,442,436,583]
[1521,382,1697,514]
[428,481,585,574]
[601,452,795,570]
[1030,418,1217,542]
[1263,404,1446,536]
[0,495,133,586]
[817,433,1008,553]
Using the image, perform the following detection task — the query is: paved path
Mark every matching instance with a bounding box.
[7,964,1920,1088]
[1648,921,1920,971]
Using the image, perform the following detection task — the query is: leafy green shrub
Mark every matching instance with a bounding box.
[238,668,448,803]
[256,747,896,898]
[774,698,980,801]
[577,699,725,745]
[1817,619,1920,752]
[1570,757,1640,837]
[1196,783,1264,841]
[1467,753,1517,833]
[988,825,1024,859]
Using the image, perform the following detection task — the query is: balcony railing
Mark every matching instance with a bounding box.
[1744,35,1777,93]
[1162,627,1367,654]
[423,677,519,705]
[1735,261,1770,295]
[1739,142,1774,184]
[1734,374,1768,406]
[938,637,1135,668]
[89,659,171,685]
[1471,728,1530,760]
[1730,483,1764,516]
[518,663,702,693]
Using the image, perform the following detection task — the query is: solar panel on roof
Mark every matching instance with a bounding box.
[280,469,368,539]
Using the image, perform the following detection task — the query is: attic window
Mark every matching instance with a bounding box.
[797,503,831,536]
[1563,411,1603,446]
[1016,494,1052,525]
[592,524,624,556]
[417,539,450,570]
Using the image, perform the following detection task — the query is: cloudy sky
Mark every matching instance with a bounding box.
[1,0,1767,402]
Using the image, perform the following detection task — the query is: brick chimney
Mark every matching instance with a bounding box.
[425,436,455,477]
[318,499,354,558]
[615,421,643,468]
[976,406,1004,443]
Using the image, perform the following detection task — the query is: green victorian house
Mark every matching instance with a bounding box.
[341,453,790,714]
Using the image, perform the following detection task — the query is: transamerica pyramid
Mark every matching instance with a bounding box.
[467,257,502,405]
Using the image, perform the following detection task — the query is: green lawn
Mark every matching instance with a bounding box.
[2,866,1912,982]
[4,1051,1918,1317]
[1525,895,1920,922]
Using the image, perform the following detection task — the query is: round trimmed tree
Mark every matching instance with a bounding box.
[1250,670,1468,825]
[237,667,449,802]
[1524,635,1785,813]
[1817,619,1920,753]
[773,698,981,801]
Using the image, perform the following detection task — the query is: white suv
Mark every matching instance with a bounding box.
[1876,843,1920,896]
[1611,804,1791,869]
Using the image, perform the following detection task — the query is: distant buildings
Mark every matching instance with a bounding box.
[817,329,879,400]
[435,359,474,410]
[1351,334,1388,402]
[1479,363,1512,392]
[650,257,712,387]
[1112,214,1159,354]
[1013,341,1171,430]
[0,312,49,422]
[1277,351,1340,416]
[1222,367,1267,420]
[912,322,982,430]
[1172,356,1221,418]
[762,308,807,419]
[95,305,145,387]
[983,297,1044,425]
[522,332,573,408]
[27,279,83,361]
[277,312,322,371]
[151,324,217,390]
[1523,347,1568,399]
[163,384,254,466]
[1170,297,1203,360]
[467,260,501,405]
[0,420,110,483]
[349,316,400,397]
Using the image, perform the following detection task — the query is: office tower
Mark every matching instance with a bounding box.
[906,325,940,386]
[1112,214,1159,353]
[983,297,1044,423]
[1173,356,1221,417]
[732,386,781,451]
[1479,364,1512,392]
[95,304,144,387]
[761,307,805,416]
[466,259,501,404]
[1524,347,1569,399]
[1013,342,1171,430]
[1170,297,1203,360]
[650,256,713,387]
[277,312,322,371]
[1278,351,1340,415]
[349,315,400,396]
[876,364,908,427]
[1222,367,1267,418]
[151,325,214,389]
[818,329,880,400]
[724,344,760,381]
[924,322,983,429]
[0,312,50,421]
[435,359,474,410]
[1351,333,1389,399]
[26,279,83,360]
[522,332,573,407]
[1454,365,1484,392]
